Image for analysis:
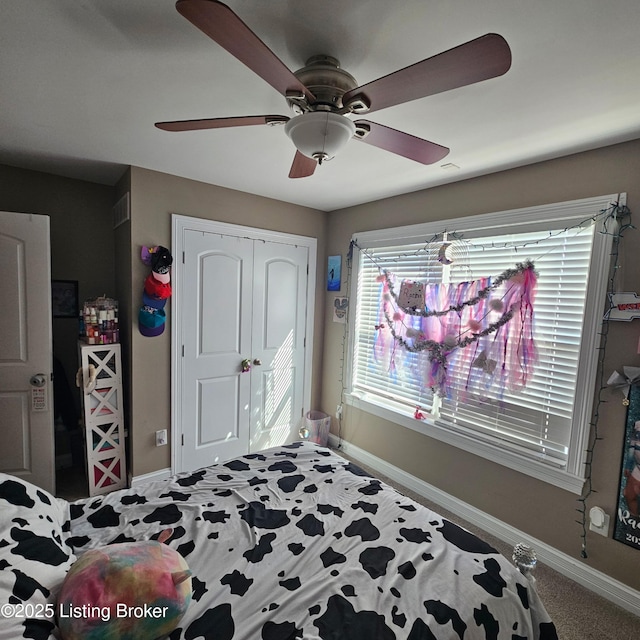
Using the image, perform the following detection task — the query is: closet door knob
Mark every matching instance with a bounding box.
[253,359,262,366]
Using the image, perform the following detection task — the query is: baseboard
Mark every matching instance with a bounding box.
[130,467,172,487]
[329,434,640,617]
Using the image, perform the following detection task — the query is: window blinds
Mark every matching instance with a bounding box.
[352,223,596,468]
[353,243,441,413]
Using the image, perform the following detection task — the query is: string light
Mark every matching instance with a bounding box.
[334,240,355,451]
[353,206,616,270]
[576,202,633,559]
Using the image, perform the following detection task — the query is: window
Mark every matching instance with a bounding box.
[347,194,621,493]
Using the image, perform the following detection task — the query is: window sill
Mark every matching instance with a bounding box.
[345,391,586,495]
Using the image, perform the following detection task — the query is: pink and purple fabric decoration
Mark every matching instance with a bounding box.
[374,260,538,397]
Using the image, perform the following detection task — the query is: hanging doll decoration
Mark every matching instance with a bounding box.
[374,260,538,397]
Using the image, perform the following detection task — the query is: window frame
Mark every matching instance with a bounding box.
[345,194,621,494]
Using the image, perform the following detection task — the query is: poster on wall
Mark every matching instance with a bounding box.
[327,255,341,291]
[614,384,640,550]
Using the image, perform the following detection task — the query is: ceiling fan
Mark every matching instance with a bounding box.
[155,0,512,178]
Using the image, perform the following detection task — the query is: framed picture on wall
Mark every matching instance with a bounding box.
[614,383,640,550]
[52,280,79,318]
[327,255,341,291]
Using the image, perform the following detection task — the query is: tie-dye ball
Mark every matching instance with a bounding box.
[57,538,191,640]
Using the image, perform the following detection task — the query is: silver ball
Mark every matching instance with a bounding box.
[512,543,537,574]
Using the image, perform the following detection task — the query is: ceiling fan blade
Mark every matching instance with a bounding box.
[155,115,289,132]
[343,33,511,114]
[176,0,314,102]
[289,151,317,179]
[354,120,449,165]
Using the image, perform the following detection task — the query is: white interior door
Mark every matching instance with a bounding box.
[173,216,316,473]
[250,241,308,451]
[181,230,254,469]
[0,211,55,493]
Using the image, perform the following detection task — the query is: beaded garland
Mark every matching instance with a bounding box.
[374,261,538,397]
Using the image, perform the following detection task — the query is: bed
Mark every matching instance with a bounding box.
[1,441,557,639]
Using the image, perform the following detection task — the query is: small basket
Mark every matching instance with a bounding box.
[302,411,331,446]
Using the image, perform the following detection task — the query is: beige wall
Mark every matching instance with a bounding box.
[126,167,328,477]
[321,138,640,590]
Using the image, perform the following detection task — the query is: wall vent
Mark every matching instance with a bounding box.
[112,192,130,229]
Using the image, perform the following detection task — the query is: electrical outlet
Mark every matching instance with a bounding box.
[589,506,610,536]
[336,404,343,419]
[156,429,168,447]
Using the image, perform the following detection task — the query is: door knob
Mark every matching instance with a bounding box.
[253,359,262,366]
[30,373,47,387]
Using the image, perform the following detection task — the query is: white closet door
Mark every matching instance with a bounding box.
[250,241,308,452]
[181,230,253,468]
[175,216,316,474]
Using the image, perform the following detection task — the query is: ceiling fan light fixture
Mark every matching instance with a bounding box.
[285,112,355,163]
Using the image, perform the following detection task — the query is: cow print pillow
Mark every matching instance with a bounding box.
[0,473,76,640]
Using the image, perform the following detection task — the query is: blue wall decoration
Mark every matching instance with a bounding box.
[327,255,341,291]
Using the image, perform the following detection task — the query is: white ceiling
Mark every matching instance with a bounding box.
[1,0,639,212]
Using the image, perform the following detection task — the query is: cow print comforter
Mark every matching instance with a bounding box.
[60,442,557,639]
